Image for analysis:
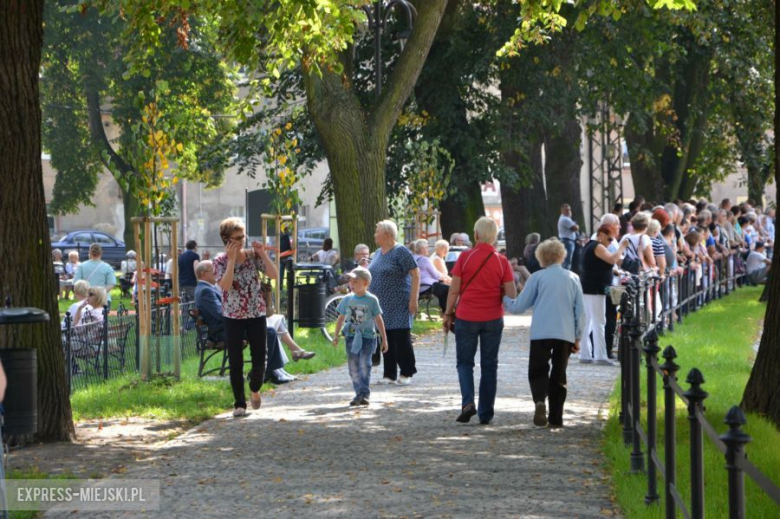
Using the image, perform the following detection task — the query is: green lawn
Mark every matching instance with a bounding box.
[603,286,779,518]
[70,318,442,423]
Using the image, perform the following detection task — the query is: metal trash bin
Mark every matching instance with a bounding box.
[0,297,49,437]
[291,263,334,329]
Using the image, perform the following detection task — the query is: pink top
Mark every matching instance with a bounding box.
[213,251,268,319]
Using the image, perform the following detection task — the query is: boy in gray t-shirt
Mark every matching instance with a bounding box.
[333,267,388,406]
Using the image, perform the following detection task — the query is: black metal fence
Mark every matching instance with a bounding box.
[617,257,780,518]
[61,298,200,393]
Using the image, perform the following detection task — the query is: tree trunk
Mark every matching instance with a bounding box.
[440,182,486,243]
[625,115,666,203]
[746,162,771,204]
[0,0,75,442]
[500,131,548,258]
[545,116,585,231]
[303,0,447,257]
[122,187,141,250]
[741,7,780,426]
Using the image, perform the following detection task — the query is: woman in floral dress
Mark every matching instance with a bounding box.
[213,218,278,417]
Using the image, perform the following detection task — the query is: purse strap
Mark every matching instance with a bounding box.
[460,250,495,298]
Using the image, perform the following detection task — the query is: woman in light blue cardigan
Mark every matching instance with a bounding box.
[503,239,585,428]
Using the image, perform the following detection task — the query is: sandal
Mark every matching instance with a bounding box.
[456,403,477,423]
[292,350,316,362]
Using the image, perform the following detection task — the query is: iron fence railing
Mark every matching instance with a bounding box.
[616,256,779,518]
[61,295,200,393]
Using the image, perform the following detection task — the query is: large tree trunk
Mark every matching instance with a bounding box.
[545,116,585,230]
[440,182,485,243]
[415,0,486,242]
[625,115,666,202]
[303,0,447,257]
[500,130,548,258]
[0,0,75,442]
[122,187,140,248]
[742,7,780,425]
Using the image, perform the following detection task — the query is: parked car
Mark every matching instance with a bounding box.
[297,227,330,261]
[445,245,469,274]
[497,227,506,250]
[51,231,126,268]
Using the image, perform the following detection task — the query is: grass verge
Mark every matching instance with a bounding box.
[6,468,77,519]
[603,286,779,518]
[70,318,442,423]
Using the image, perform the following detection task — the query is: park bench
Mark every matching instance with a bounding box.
[188,309,229,377]
[67,318,132,376]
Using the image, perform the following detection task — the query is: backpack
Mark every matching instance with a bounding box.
[622,236,643,274]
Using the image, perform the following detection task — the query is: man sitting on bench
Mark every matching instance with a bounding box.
[195,261,311,383]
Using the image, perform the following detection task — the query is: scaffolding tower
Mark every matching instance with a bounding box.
[587,103,625,233]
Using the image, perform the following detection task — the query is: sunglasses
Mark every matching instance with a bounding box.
[230,235,246,242]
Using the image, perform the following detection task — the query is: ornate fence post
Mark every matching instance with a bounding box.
[643,330,661,504]
[621,281,637,445]
[102,304,110,380]
[684,368,709,519]
[661,346,680,519]
[721,406,752,519]
[630,287,645,473]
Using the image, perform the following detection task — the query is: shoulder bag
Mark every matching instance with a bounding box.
[449,251,496,333]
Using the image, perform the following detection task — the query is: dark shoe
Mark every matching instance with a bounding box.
[607,352,616,360]
[349,397,361,406]
[360,398,370,406]
[533,401,548,427]
[479,418,491,425]
[548,422,564,429]
[456,403,477,423]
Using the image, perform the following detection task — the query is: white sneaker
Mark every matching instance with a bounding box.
[278,368,297,381]
[396,376,412,386]
[375,377,395,385]
[232,407,247,417]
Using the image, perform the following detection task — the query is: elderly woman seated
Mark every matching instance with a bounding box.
[72,286,108,327]
[412,239,450,312]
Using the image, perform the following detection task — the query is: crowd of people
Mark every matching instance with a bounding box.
[52,196,774,426]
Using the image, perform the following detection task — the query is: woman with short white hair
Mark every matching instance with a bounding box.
[443,217,516,425]
[430,240,450,278]
[412,239,450,312]
[369,220,421,385]
[73,286,108,327]
[504,239,586,428]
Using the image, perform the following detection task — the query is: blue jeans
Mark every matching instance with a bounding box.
[561,238,575,270]
[346,337,377,399]
[455,318,504,422]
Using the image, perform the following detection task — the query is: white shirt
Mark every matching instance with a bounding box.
[558,215,577,240]
[746,251,769,274]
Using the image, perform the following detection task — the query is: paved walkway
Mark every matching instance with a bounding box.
[53,315,621,518]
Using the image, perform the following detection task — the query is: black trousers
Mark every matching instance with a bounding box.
[383,328,417,380]
[224,316,267,409]
[529,339,571,426]
[265,328,284,375]
[432,282,450,312]
[605,296,617,357]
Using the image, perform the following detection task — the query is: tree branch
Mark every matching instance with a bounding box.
[370,0,448,147]
[85,87,133,179]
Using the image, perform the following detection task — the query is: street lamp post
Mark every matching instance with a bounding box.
[361,0,417,99]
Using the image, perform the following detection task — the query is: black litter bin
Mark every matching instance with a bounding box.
[290,263,334,330]
[0,298,48,437]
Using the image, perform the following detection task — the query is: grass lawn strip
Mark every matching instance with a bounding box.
[602,286,779,518]
[70,318,442,422]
